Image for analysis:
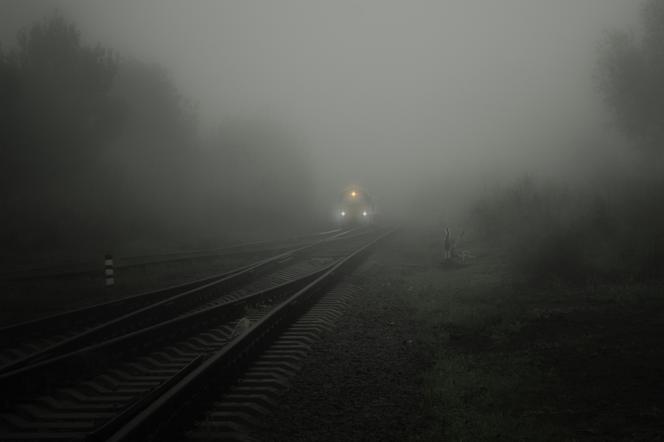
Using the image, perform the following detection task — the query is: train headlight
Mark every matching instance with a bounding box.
[350,191,357,198]
[341,211,346,217]
[362,211,368,217]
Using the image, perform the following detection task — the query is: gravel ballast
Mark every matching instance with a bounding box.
[256,240,431,442]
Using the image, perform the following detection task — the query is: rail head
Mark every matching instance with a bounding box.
[0,227,361,348]
[0,228,347,281]
[0,228,377,388]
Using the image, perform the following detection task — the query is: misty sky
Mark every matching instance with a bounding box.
[0,0,639,215]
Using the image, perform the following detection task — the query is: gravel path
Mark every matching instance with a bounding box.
[255,243,430,442]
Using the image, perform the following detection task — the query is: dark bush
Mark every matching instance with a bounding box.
[470,176,664,285]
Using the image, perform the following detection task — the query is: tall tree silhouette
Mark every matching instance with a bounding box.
[0,15,118,251]
[598,0,664,160]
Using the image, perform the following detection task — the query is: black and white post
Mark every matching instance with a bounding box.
[105,253,115,287]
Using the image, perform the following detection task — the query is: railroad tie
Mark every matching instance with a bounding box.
[184,283,361,441]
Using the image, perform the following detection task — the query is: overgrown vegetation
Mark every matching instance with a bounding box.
[381,233,664,441]
[411,255,664,441]
[598,0,664,158]
[409,5,664,438]
[466,0,664,286]
[0,14,314,263]
[410,5,664,435]
[469,175,664,284]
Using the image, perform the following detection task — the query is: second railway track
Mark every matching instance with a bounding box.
[0,228,361,375]
[0,228,395,441]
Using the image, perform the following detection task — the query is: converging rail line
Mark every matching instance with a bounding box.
[0,227,395,441]
[0,229,344,282]
[0,228,359,375]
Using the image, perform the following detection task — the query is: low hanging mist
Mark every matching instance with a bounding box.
[1,0,660,279]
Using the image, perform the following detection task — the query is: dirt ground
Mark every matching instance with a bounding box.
[256,229,664,441]
[4,228,663,440]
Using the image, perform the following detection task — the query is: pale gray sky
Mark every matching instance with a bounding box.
[0,0,640,216]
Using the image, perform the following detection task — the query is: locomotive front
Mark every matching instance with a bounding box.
[337,187,374,225]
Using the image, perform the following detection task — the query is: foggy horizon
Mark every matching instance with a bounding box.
[0,0,642,219]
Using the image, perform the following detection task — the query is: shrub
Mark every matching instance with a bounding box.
[469,176,664,284]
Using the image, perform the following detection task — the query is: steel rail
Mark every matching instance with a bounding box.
[0,228,368,375]
[0,262,252,345]
[0,262,332,406]
[106,229,396,442]
[0,228,352,343]
[115,228,344,268]
[0,229,343,281]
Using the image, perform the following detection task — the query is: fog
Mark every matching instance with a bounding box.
[5,4,664,440]
[0,0,645,254]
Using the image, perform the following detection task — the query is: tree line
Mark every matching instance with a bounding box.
[0,15,313,263]
[468,0,664,284]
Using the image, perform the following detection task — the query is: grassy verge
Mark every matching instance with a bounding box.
[384,231,664,441]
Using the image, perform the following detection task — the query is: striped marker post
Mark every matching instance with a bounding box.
[105,253,115,287]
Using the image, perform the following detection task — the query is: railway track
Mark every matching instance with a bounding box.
[0,228,394,441]
[184,282,361,441]
[0,228,358,375]
[0,229,345,282]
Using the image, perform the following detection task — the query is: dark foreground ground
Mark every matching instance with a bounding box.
[2,230,662,440]
[257,231,664,441]
[255,249,430,442]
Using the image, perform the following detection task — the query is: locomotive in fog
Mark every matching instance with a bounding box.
[337,187,374,225]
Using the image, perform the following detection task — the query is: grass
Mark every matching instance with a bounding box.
[470,176,664,284]
[381,231,664,441]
